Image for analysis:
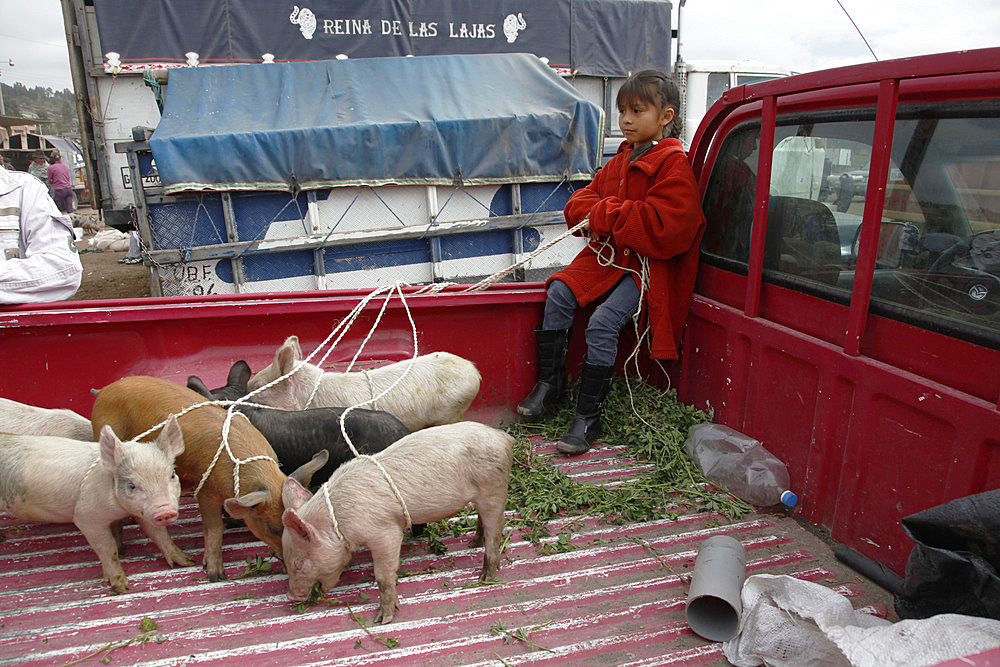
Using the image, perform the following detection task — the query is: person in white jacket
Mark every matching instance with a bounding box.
[0,166,83,304]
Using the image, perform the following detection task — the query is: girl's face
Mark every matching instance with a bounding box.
[618,96,674,146]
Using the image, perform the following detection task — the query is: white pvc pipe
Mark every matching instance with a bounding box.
[685,535,747,641]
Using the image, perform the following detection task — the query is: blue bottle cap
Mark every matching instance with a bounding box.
[780,490,798,507]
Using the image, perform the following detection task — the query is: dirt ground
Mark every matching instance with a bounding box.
[67,208,152,301]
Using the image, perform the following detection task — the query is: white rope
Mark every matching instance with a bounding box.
[129,400,279,500]
[583,230,672,425]
[363,371,377,410]
[363,455,412,528]
[322,483,344,541]
[457,218,591,292]
[79,455,101,489]
[254,214,664,531]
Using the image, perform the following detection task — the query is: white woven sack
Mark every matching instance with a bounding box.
[723,574,1000,667]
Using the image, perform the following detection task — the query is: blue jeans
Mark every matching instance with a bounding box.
[541,277,640,367]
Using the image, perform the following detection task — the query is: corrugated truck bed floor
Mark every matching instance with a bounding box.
[0,439,894,666]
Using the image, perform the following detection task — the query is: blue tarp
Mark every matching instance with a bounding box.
[148,53,604,194]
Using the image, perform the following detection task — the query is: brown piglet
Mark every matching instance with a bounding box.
[91,376,326,581]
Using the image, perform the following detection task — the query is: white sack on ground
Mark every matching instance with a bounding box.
[87,229,128,252]
[723,573,1000,666]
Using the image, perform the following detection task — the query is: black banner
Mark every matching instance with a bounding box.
[94,0,671,77]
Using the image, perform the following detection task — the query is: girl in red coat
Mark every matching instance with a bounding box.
[517,69,706,455]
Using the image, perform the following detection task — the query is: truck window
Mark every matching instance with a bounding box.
[869,104,1000,344]
[702,124,760,262]
[765,121,873,291]
[702,115,876,285]
[700,102,1000,347]
[735,74,781,87]
[706,72,730,112]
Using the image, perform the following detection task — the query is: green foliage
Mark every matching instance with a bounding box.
[290,587,399,650]
[1,83,78,134]
[290,582,328,613]
[58,617,163,665]
[233,554,274,578]
[489,620,554,652]
[425,377,750,553]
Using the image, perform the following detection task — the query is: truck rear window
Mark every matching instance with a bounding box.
[701,101,1000,348]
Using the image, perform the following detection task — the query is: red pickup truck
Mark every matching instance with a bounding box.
[1,47,998,664]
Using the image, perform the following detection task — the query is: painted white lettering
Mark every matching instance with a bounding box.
[409,21,437,37]
[322,19,335,35]
[449,22,495,39]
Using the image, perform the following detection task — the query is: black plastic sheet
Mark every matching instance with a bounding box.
[895,489,1000,620]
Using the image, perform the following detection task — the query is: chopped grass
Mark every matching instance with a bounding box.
[423,377,751,552]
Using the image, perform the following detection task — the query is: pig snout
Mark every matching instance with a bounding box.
[286,583,315,602]
[151,506,179,526]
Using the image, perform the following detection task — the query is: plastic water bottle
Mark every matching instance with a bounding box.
[685,423,798,507]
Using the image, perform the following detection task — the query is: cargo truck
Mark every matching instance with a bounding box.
[58,0,790,299]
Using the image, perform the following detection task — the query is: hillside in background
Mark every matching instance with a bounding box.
[1,83,78,136]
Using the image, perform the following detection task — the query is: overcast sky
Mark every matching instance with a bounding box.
[0,0,997,91]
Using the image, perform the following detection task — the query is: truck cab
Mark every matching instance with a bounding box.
[685,46,1000,575]
[676,58,793,148]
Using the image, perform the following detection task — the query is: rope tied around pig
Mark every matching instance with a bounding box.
[134,216,660,531]
[241,281,430,531]
[236,216,659,533]
[131,402,280,499]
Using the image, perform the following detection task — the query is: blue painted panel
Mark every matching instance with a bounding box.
[488,181,582,216]
[149,197,227,249]
[214,249,317,283]
[439,228,541,260]
[323,238,432,273]
[231,192,312,242]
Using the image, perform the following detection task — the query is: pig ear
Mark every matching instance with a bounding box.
[156,414,185,459]
[229,361,252,394]
[223,490,271,519]
[282,507,320,544]
[98,425,125,471]
[186,376,212,399]
[282,476,313,510]
[288,449,329,488]
[276,337,302,375]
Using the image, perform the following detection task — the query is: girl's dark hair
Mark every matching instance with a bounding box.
[615,69,683,139]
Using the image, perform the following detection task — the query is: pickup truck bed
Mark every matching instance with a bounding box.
[0,437,894,666]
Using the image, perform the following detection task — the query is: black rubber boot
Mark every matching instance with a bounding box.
[516,327,570,418]
[556,361,615,455]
